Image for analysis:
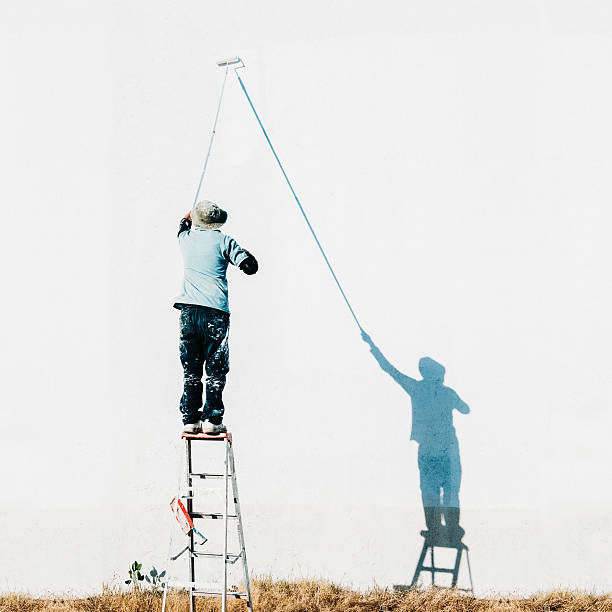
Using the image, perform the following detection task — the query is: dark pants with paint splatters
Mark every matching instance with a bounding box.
[178,305,230,425]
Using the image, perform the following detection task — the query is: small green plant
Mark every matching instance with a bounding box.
[145,566,167,592]
[125,561,145,590]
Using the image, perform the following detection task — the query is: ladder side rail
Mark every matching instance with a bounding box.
[451,547,463,588]
[430,545,435,585]
[222,439,230,612]
[465,548,474,593]
[162,439,190,612]
[229,444,253,610]
[410,541,428,587]
[161,579,169,612]
[186,439,196,612]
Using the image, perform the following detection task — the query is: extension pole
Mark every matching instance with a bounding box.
[235,72,362,331]
[191,65,230,208]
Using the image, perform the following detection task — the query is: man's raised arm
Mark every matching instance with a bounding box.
[361,331,417,394]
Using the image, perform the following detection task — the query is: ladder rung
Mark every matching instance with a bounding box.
[191,512,237,519]
[420,566,455,574]
[193,590,247,599]
[193,551,242,561]
[189,473,232,479]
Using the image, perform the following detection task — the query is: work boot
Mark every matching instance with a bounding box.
[443,507,465,543]
[183,421,203,434]
[423,506,441,541]
[202,420,227,435]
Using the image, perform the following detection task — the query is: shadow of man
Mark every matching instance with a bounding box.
[361,331,469,544]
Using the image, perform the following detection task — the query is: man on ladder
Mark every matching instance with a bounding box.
[174,200,258,435]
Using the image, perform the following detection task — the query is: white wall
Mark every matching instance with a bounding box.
[1,0,611,596]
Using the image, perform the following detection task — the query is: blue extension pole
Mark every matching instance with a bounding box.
[235,73,362,331]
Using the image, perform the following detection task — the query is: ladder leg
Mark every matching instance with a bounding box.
[186,439,196,612]
[451,547,463,588]
[161,580,169,612]
[430,545,435,585]
[410,541,428,588]
[222,440,229,612]
[465,548,474,593]
[229,444,253,610]
[161,492,176,612]
[161,525,174,612]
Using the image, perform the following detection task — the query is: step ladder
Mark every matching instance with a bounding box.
[162,431,253,612]
[409,530,473,592]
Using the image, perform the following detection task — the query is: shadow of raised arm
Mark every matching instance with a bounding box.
[361,330,417,395]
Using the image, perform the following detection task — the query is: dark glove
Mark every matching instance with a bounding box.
[178,217,192,237]
[239,252,258,275]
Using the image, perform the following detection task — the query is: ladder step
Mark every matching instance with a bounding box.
[420,566,455,574]
[181,432,231,442]
[192,551,242,561]
[192,590,247,599]
[191,512,238,519]
[189,473,231,479]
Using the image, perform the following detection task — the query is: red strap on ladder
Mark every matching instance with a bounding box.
[170,496,207,544]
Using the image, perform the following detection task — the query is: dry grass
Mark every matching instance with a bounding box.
[1,579,610,612]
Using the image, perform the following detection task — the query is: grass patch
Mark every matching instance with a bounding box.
[0,579,610,612]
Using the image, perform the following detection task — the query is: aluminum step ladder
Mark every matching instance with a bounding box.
[409,529,473,592]
[162,431,253,612]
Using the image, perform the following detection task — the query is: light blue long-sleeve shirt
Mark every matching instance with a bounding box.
[174,227,249,313]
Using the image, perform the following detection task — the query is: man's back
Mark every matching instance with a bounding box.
[175,227,248,313]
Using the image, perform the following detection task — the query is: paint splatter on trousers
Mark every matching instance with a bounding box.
[178,304,230,425]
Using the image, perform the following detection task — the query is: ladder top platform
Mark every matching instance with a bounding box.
[419,529,468,549]
[181,431,233,443]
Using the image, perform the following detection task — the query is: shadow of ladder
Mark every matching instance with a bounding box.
[410,532,474,592]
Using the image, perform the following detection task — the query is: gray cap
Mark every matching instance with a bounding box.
[192,200,228,229]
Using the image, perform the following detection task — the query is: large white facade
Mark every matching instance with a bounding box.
[1,0,611,595]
